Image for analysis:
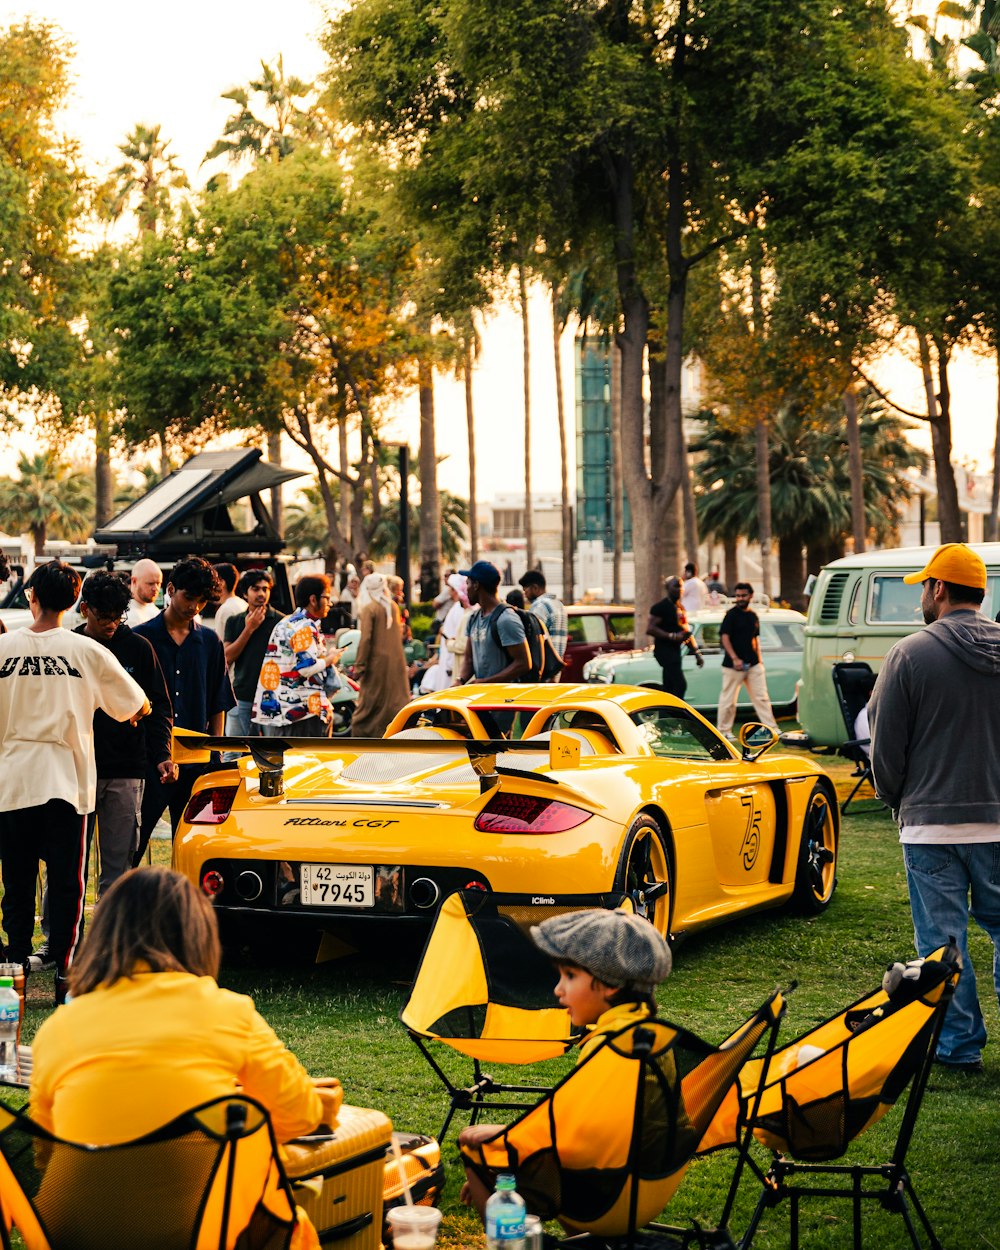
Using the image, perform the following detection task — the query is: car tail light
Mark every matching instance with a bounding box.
[183,785,239,825]
[474,793,592,834]
[201,869,225,898]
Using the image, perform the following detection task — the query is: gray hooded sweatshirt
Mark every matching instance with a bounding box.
[869,608,1000,826]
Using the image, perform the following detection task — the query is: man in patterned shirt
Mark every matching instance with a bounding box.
[519,571,568,659]
[251,575,334,737]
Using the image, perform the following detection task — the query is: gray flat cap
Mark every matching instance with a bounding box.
[531,909,672,992]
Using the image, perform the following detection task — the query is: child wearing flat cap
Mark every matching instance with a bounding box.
[459,908,691,1221]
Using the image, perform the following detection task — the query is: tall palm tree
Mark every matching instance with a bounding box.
[692,393,927,606]
[0,454,94,556]
[104,124,189,234]
[369,491,468,567]
[204,56,320,167]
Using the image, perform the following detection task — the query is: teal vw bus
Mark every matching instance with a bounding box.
[799,544,1000,747]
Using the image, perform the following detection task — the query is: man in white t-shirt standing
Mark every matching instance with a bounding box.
[680,563,709,616]
[0,561,149,1003]
[212,562,247,642]
[128,558,162,625]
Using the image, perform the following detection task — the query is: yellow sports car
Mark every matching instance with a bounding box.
[172,684,838,942]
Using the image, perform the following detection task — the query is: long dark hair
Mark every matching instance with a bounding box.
[69,868,221,995]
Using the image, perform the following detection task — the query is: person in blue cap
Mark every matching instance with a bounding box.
[457,560,529,684]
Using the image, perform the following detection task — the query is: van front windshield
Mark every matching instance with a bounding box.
[868,577,923,624]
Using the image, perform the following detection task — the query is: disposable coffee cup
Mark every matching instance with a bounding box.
[387,1204,443,1250]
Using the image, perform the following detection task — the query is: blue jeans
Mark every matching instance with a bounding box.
[903,842,1000,1064]
[223,700,258,762]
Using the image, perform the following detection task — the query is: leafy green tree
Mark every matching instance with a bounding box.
[0,21,85,411]
[108,146,417,568]
[326,0,960,625]
[0,453,93,555]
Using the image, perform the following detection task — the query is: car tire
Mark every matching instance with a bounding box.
[791,781,838,914]
[613,815,673,938]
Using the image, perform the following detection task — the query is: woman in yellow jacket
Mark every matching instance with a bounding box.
[29,867,339,1249]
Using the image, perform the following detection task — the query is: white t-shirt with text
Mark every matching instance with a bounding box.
[0,628,147,814]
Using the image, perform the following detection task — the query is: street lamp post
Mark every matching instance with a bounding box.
[396,444,411,605]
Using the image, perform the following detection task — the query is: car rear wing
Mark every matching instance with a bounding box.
[172,728,584,798]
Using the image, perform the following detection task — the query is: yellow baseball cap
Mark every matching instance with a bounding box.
[902,543,987,589]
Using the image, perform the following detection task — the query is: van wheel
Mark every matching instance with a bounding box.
[613,816,672,938]
[791,783,838,913]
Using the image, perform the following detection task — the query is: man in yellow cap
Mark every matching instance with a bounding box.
[869,543,1000,1074]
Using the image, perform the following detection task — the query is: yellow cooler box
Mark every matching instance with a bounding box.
[284,1104,393,1250]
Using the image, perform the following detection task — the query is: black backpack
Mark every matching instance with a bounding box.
[489,604,565,682]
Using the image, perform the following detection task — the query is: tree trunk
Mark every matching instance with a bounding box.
[338,415,351,545]
[919,333,962,543]
[94,412,113,527]
[417,357,442,600]
[267,428,283,536]
[724,534,739,594]
[990,343,1000,542]
[610,336,624,603]
[754,418,773,600]
[664,487,683,586]
[807,536,845,577]
[465,342,479,562]
[158,433,169,479]
[518,263,534,570]
[551,291,574,603]
[778,533,805,609]
[32,523,46,558]
[843,387,865,553]
[680,436,698,566]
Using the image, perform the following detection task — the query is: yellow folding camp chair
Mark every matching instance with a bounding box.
[702,943,960,1250]
[459,991,786,1249]
[0,1095,300,1250]
[401,889,582,1140]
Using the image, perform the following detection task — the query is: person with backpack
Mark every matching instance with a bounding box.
[458,561,530,684]
[519,570,568,661]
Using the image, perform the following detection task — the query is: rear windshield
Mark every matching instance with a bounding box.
[567,615,608,644]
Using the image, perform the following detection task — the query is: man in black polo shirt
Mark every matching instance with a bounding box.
[75,572,174,894]
[646,576,703,699]
[133,558,235,861]
[223,569,285,737]
[717,582,779,739]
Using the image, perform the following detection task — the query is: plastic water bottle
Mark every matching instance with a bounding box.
[0,977,19,1082]
[485,1174,526,1250]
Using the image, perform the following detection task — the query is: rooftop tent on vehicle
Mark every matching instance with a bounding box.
[93,449,304,560]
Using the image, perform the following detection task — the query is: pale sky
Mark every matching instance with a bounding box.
[3,1,997,502]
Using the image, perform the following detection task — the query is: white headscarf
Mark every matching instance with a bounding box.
[362,572,394,628]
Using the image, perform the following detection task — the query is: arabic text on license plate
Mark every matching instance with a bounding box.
[300,864,374,908]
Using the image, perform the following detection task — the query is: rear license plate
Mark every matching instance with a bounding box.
[299,864,374,908]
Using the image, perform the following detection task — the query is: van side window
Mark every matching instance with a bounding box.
[868,576,922,624]
[847,578,861,625]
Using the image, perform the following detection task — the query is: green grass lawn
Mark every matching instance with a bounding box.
[16,759,1000,1248]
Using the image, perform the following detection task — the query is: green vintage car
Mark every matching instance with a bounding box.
[582,606,806,717]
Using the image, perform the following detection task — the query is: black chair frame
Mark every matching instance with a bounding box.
[831,662,881,816]
[0,1095,296,1250]
[507,998,787,1250]
[736,973,956,1250]
[410,1033,558,1143]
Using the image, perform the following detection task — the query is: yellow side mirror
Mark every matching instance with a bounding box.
[738,722,780,762]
